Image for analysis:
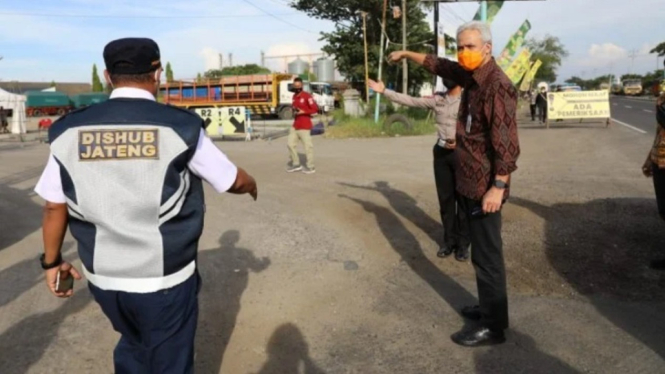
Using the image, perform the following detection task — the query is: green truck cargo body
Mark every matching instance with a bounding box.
[26,91,70,107]
[70,93,110,108]
[25,91,72,117]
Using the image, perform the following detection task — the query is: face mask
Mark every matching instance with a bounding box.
[457,49,485,71]
[291,87,302,94]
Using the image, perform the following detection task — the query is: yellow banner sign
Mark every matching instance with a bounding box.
[547,90,611,120]
[504,49,532,85]
[519,59,542,92]
[79,129,159,160]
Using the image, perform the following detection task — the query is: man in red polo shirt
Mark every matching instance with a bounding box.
[287,77,318,174]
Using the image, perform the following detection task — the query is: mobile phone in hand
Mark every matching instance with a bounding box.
[55,270,74,293]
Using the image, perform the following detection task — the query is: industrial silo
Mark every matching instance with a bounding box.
[315,58,335,82]
[288,58,309,75]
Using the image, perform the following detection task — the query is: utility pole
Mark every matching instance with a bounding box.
[402,0,408,94]
[628,49,637,74]
[480,0,488,22]
[362,12,370,102]
[374,0,388,124]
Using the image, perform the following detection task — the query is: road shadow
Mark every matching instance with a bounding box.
[0,167,45,251]
[339,188,580,373]
[339,193,476,317]
[0,242,75,309]
[511,196,665,359]
[254,323,325,374]
[0,288,93,374]
[473,330,580,374]
[339,181,441,247]
[195,230,270,373]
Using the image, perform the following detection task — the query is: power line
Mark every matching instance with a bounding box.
[241,0,316,34]
[0,11,300,19]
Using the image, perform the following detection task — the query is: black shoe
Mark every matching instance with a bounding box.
[650,259,665,270]
[437,245,454,258]
[461,305,481,320]
[455,244,470,262]
[451,326,506,347]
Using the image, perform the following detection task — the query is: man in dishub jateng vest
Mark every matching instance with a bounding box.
[34,38,258,373]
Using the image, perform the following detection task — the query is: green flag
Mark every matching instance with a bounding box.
[473,1,505,24]
[497,20,532,70]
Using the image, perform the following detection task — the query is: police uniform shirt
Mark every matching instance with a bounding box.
[34,87,238,293]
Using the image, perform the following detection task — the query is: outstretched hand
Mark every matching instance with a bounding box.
[367,79,386,94]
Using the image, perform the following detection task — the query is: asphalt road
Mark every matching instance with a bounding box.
[610,96,659,134]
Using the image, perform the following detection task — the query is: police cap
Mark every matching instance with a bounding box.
[104,38,162,75]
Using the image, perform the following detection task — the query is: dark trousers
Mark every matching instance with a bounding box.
[537,103,547,123]
[459,196,509,331]
[529,104,537,121]
[88,273,201,374]
[653,163,665,220]
[433,145,470,248]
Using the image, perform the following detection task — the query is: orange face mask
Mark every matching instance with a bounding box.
[457,49,484,71]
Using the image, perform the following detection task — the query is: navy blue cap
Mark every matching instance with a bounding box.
[103,38,161,75]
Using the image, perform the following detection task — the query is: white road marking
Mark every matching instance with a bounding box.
[644,109,654,113]
[611,118,647,134]
[625,105,633,109]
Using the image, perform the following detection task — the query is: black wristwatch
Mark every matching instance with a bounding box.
[40,252,62,270]
[493,180,509,189]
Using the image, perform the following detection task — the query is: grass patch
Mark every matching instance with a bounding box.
[325,109,437,139]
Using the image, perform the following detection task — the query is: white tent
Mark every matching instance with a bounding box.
[0,88,27,134]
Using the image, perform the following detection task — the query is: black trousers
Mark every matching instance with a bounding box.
[433,145,470,248]
[537,103,547,122]
[459,196,509,331]
[529,104,537,121]
[653,163,665,220]
[88,273,201,374]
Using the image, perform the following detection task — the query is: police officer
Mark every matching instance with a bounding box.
[34,38,258,373]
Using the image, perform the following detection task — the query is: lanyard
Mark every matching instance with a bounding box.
[465,89,472,133]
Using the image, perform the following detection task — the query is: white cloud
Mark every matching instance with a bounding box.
[588,43,627,61]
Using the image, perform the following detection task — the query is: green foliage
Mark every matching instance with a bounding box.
[291,0,435,98]
[92,64,104,92]
[564,75,613,90]
[650,42,665,57]
[325,112,435,138]
[165,62,174,82]
[303,68,318,82]
[203,64,271,79]
[196,73,203,83]
[620,74,642,81]
[525,35,569,83]
[49,81,56,88]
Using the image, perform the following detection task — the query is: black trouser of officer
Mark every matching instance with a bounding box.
[88,273,201,374]
[433,145,470,249]
[459,196,509,331]
[653,163,665,221]
[537,102,547,123]
[529,104,537,121]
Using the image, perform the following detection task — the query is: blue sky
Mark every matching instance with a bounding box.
[0,0,663,84]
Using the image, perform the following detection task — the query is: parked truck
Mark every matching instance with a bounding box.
[70,92,110,109]
[25,91,72,117]
[622,79,643,96]
[159,73,334,120]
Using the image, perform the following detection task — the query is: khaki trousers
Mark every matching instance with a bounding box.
[288,128,314,169]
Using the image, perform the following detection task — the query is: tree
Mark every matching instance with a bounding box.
[525,35,569,83]
[303,68,318,82]
[165,62,174,82]
[620,74,643,81]
[92,64,104,92]
[203,64,271,79]
[650,42,665,57]
[290,0,434,97]
[196,73,203,83]
[50,81,56,88]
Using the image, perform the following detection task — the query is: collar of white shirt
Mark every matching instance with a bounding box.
[110,87,156,102]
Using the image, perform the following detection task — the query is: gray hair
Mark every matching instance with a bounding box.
[457,21,493,44]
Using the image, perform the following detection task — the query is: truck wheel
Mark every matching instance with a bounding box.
[57,108,66,116]
[383,114,413,132]
[32,109,42,117]
[279,107,294,120]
